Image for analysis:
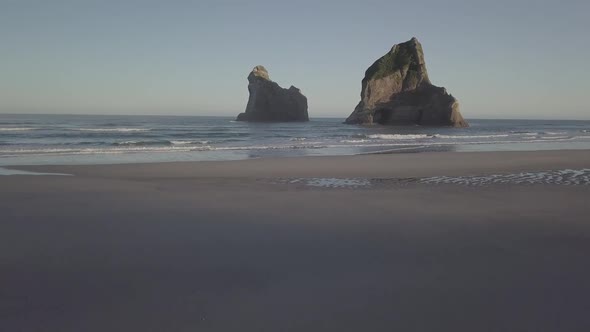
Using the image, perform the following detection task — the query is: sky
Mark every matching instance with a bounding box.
[1,0,589,119]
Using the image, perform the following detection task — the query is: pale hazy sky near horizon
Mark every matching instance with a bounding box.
[1,0,589,119]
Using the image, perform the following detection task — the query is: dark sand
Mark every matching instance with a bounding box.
[1,150,590,331]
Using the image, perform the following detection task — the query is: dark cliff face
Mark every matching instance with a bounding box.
[345,38,468,127]
[236,66,309,122]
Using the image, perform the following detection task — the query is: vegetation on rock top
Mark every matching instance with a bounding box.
[365,42,417,80]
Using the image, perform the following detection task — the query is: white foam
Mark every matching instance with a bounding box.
[0,146,198,156]
[340,139,372,143]
[0,127,36,131]
[367,134,432,140]
[111,140,210,146]
[115,140,141,145]
[2,133,589,158]
[434,134,510,139]
[190,146,214,151]
[76,128,150,132]
[267,169,590,189]
[171,140,209,145]
[212,144,326,151]
[170,141,190,145]
[0,144,327,156]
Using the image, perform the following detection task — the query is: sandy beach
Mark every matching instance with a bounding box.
[2,150,590,331]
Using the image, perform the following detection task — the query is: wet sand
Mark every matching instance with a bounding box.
[1,150,590,331]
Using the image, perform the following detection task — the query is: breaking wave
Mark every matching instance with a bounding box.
[2,116,589,163]
[112,140,210,146]
[366,134,433,140]
[433,134,510,139]
[0,127,37,131]
[0,143,328,156]
[75,128,150,132]
[340,139,372,143]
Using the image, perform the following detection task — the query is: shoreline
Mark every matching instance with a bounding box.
[5,149,590,179]
[1,115,589,168]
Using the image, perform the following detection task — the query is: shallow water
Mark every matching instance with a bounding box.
[1,114,589,165]
[0,167,71,176]
[420,169,590,186]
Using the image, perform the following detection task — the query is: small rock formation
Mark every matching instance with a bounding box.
[345,38,468,127]
[236,66,309,122]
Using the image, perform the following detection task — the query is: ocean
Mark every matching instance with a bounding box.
[1,114,589,165]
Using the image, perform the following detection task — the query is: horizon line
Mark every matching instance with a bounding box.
[1,112,589,122]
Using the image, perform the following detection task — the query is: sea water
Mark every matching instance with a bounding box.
[1,114,589,165]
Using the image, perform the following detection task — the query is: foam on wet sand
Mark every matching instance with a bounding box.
[270,169,590,188]
[0,167,71,176]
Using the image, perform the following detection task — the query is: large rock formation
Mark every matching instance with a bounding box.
[236,66,309,122]
[345,38,468,127]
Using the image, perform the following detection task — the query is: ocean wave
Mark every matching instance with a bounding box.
[168,132,250,138]
[170,140,192,145]
[112,140,172,146]
[0,127,37,131]
[2,135,589,157]
[170,140,210,145]
[331,137,589,149]
[367,134,433,140]
[212,144,326,151]
[433,134,510,139]
[362,133,511,140]
[290,137,307,141]
[75,128,150,132]
[542,131,567,135]
[112,140,211,146]
[0,146,198,156]
[0,143,328,156]
[340,139,372,143]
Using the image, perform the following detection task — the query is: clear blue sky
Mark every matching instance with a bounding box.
[1,0,589,119]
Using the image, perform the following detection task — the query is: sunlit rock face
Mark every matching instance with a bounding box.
[345,38,468,127]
